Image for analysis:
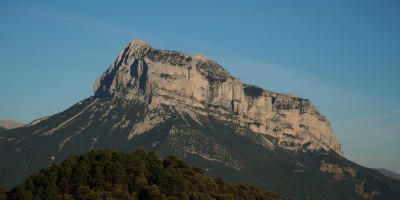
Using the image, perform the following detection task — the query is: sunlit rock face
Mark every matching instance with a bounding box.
[94,39,343,156]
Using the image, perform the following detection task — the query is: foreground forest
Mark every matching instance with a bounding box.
[1,149,285,200]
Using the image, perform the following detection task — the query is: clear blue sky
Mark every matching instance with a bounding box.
[1,1,399,173]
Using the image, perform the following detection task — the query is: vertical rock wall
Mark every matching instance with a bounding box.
[94,39,343,156]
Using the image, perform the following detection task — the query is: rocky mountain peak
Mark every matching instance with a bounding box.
[94,39,343,156]
[128,38,153,53]
[193,54,212,62]
[3,39,400,200]
[130,38,150,47]
[117,38,154,60]
[0,120,25,129]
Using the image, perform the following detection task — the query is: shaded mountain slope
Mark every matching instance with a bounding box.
[1,39,399,199]
[1,97,399,199]
[375,168,400,181]
[0,126,6,132]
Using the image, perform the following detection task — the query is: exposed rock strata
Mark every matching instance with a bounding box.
[94,39,343,156]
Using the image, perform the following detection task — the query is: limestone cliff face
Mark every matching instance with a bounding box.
[94,39,343,156]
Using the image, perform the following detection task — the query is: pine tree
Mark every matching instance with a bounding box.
[7,149,285,200]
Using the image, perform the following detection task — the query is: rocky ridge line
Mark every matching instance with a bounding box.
[94,39,343,156]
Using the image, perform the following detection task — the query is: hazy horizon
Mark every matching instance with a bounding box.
[1,1,399,174]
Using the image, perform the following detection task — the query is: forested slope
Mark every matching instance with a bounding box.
[5,149,285,200]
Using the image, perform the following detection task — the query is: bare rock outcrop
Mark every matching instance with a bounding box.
[0,120,25,129]
[94,39,343,156]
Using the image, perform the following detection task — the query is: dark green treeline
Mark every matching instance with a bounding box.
[3,149,285,200]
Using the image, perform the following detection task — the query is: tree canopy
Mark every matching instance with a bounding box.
[6,149,285,200]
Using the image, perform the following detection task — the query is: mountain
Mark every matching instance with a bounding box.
[7,149,285,200]
[0,39,399,199]
[0,120,25,130]
[0,126,6,132]
[376,168,400,181]
[94,39,342,156]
